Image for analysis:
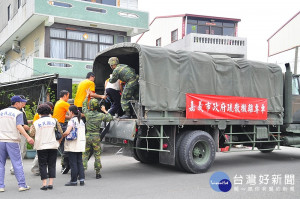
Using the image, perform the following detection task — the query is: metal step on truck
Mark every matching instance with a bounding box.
[92,42,300,174]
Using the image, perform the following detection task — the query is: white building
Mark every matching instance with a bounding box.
[267,11,300,74]
[136,14,247,58]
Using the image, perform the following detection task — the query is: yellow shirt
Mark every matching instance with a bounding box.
[53,100,70,123]
[74,79,95,108]
[33,113,53,122]
[33,113,40,123]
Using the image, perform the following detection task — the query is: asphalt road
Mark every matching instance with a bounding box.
[1,146,300,199]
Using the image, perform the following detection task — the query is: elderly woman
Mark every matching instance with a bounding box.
[30,104,63,191]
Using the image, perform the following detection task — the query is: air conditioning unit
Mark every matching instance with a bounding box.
[12,40,20,54]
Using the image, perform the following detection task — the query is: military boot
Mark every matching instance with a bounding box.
[119,111,131,119]
[96,174,102,179]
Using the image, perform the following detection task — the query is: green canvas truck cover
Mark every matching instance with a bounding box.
[93,43,283,114]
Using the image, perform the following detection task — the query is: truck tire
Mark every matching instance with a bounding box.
[132,139,141,162]
[175,132,185,170]
[175,131,193,170]
[178,131,216,173]
[135,138,159,164]
[132,148,141,162]
[256,143,276,153]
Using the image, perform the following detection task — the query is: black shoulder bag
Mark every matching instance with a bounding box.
[54,119,62,140]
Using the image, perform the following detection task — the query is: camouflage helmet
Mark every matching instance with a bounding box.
[67,99,74,105]
[108,57,119,66]
[89,98,99,110]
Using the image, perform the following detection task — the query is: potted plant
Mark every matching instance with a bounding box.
[26,143,36,159]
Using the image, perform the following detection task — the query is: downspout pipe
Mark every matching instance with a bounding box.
[284,63,293,124]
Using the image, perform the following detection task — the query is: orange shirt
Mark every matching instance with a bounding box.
[53,99,70,123]
[74,79,95,108]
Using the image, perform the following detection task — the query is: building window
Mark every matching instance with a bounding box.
[86,7,107,13]
[7,5,11,21]
[34,39,39,57]
[99,34,113,44]
[117,35,125,43]
[186,17,236,36]
[50,39,66,59]
[84,43,98,60]
[118,12,139,19]
[48,1,72,8]
[187,24,197,34]
[223,27,234,36]
[85,64,93,70]
[198,26,209,34]
[49,28,115,61]
[223,22,235,36]
[99,34,113,51]
[48,62,72,68]
[102,0,116,6]
[156,38,161,46]
[171,29,178,43]
[211,26,222,35]
[82,0,116,6]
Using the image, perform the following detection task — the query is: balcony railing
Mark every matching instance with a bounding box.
[166,33,247,58]
[193,36,246,47]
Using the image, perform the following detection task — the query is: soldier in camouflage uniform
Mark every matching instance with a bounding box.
[82,97,113,179]
[108,57,139,119]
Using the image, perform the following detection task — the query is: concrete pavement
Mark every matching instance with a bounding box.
[1,146,300,199]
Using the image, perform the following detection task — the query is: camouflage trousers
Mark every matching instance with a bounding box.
[121,80,139,113]
[82,134,102,174]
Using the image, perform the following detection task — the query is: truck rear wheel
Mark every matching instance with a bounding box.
[175,132,185,170]
[135,138,159,164]
[132,139,141,162]
[256,143,276,153]
[175,131,193,170]
[132,148,141,162]
[178,131,216,173]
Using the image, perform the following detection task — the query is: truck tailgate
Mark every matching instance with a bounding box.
[103,119,136,141]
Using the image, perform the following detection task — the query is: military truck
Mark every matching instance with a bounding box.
[92,43,300,173]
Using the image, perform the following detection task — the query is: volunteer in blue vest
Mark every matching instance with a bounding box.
[0,95,34,192]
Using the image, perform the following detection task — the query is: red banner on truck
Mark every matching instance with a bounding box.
[186,94,268,120]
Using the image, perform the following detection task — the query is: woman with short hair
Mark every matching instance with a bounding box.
[30,104,63,190]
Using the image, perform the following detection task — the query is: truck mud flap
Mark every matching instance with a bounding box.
[103,119,136,141]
